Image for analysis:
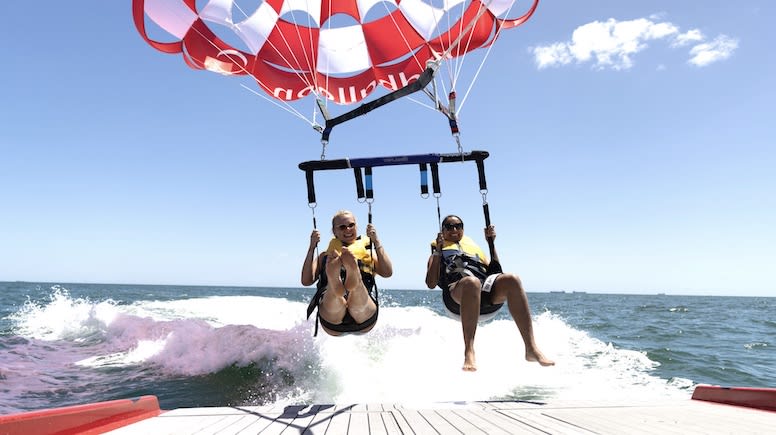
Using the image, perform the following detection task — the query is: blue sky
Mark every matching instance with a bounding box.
[2,1,774,296]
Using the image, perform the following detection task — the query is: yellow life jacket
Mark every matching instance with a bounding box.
[431,235,487,262]
[325,236,374,274]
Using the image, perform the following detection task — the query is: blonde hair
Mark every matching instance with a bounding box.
[331,210,355,233]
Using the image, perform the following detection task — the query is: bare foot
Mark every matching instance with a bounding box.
[462,349,477,372]
[339,248,359,274]
[325,254,345,297]
[339,248,361,290]
[526,349,555,366]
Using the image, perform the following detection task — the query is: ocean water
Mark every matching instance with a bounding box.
[1,282,773,414]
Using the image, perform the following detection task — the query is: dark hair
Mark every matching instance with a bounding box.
[442,215,463,226]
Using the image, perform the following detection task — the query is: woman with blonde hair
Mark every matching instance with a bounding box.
[302,210,393,335]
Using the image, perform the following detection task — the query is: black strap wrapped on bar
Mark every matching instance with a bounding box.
[305,170,316,204]
[353,167,365,200]
[430,163,441,195]
[476,158,502,274]
[475,158,488,191]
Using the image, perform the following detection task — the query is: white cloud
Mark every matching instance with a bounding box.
[688,35,739,66]
[533,43,574,69]
[532,17,737,70]
[673,29,704,47]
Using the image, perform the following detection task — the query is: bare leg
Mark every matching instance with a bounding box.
[451,276,482,371]
[340,248,376,325]
[493,274,555,366]
[319,254,347,334]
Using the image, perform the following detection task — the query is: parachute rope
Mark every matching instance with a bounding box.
[432,0,498,134]
[158,2,321,126]
[134,0,540,139]
[458,0,520,114]
[320,0,333,114]
[240,84,316,127]
[381,3,433,78]
[319,0,499,142]
[210,6,319,97]
[259,16,319,98]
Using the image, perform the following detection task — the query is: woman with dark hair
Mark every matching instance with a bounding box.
[425,215,554,371]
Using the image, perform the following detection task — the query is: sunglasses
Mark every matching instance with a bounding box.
[337,222,356,231]
[443,222,463,231]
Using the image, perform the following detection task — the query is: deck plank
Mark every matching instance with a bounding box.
[394,409,438,435]
[347,410,369,435]
[102,399,776,435]
[280,405,324,435]
[386,409,414,435]
[450,409,518,435]
[107,414,216,434]
[233,410,284,434]
[377,411,403,435]
[473,408,554,434]
[303,407,333,435]
[195,415,254,435]
[322,407,350,435]
[417,410,462,435]
[436,409,488,434]
[366,411,388,435]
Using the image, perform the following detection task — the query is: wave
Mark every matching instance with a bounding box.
[1,288,692,412]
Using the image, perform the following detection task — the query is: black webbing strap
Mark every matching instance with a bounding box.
[353,168,365,201]
[321,67,437,142]
[430,162,442,226]
[305,170,316,205]
[475,158,503,274]
[475,158,488,192]
[430,163,441,195]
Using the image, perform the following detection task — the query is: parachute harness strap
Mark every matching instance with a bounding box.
[475,158,490,225]
[475,156,499,267]
[431,162,443,228]
[305,168,320,259]
[363,167,377,280]
[353,166,366,203]
[419,163,429,199]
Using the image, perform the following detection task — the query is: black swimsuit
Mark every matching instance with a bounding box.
[306,255,378,336]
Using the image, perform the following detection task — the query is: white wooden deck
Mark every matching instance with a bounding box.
[105,398,776,434]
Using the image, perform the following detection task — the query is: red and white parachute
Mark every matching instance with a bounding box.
[133,0,538,136]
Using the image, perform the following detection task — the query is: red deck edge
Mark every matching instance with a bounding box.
[692,385,776,412]
[0,395,162,435]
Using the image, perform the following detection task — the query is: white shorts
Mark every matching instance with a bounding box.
[449,273,501,293]
[444,273,502,323]
[481,273,500,293]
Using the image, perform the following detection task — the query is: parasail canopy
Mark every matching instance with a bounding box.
[134,0,538,141]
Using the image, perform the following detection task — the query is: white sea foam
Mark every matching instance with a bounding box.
[9,287,119,341]
[7,291,692,407]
